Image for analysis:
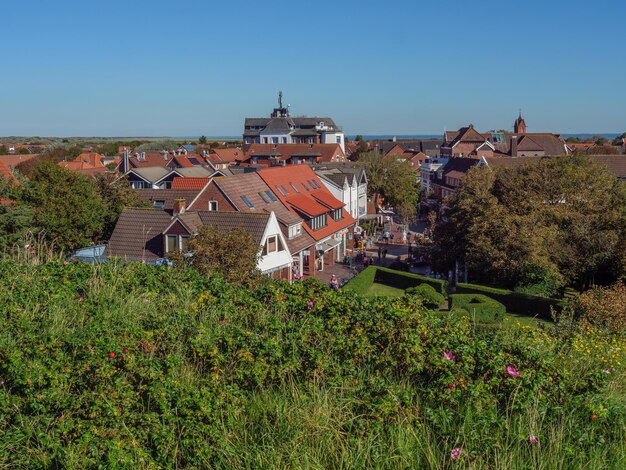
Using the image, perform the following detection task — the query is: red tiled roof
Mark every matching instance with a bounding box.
[0,154,38,168]
[211,147,245,163]
[171,176,211,190]
[285,193,329,216]
[257,165,355,241]
[245,144,345,164]
[310,189,344,209]
[172,155,196,168]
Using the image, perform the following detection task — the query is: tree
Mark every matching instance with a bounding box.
[355,135,364,141]
[187,226,261,286]
[0,177,36,251]
[356,151,419,222]
[432,155,626,291]
[92,172,144,240]
[571,282,626,333]
[0,145,7,154]
[198,135,207,144]
[24,163,107,252]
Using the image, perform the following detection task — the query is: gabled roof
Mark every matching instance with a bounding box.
[175,166,213,178]
[244,144,345,163]
[257,165,355,241]
[129,166,175,183]
[127,152,173,168]
[176,211,271,245]
[0,154,38,168]
[516,136,544,151]
[210,147,245,163]
[311,190,344,209]
[135,188,204,209]
[171,176,211,190]
[591,155,626,179]
[106,208,173,260]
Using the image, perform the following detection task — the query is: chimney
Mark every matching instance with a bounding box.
[173,198,186,215]
[123,149,129,173]
[511,135,518,157]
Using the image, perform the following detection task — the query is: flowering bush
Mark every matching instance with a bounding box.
[0,259,624,467]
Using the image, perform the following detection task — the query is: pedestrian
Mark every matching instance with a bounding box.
[402,231,407,243]
[383,231,390,243]
[377,245,382,261]
[329,274,339,291]
[382,248,387,259]
[390,233,394,244]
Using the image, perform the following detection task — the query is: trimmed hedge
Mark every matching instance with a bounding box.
[341,266,377,295]
[456,282,562,319]
[450,294,506,323]
[405,284,445,308]
[374,267,447,294]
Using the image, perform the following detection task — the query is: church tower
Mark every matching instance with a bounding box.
[514,111,526,134]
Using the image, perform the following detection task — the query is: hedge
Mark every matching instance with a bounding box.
[373,267,447,294]
[456,282,563,319]
[405,284,445,307]
[450,294,506,323]
[341,266,377,295]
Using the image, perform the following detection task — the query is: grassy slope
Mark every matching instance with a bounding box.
[0,260,624,468]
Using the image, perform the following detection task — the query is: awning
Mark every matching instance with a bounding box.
[316,238,342,254]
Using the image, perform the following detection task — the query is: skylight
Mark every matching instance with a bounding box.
[266,191,277,201]
[275,185,286,196]
[241,196,254,208]
[290,182,300,193]
[258,191,270,203]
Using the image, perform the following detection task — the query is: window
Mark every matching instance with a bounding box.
[336,135,341,144]
[262,235,284,255]
[309,214,326,231]
[258,191,270,203]
[281,185,288,195]
[208,200,218,211]
[166,235,177,252]
[241,196,254,208]
[289,182,300,193]
[302,182,310,191]
[254,137,260,144]
[153,200,166,209]
[288,223,302,239]
[331,208,343,221]
[265,191,277,201]
[272,137,279,144]
[308,137,314,144]
[180,236,189,253]
[281,137,287,144]
[245,137,251,144]
[263,137,269,144]
[275,185,286,196]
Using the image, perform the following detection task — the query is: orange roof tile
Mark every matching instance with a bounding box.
[285,193,329,216]
[171,176,211,190]
[310,189,344,209]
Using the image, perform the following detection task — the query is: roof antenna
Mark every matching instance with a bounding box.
[278,91,283,109]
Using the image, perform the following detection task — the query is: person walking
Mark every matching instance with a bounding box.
[377,245,382,263]
[329,274,339,290]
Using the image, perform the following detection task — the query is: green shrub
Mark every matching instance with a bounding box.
[456,282,562,319]
[373,267,447,294]
[405,283,445,307]
[449,293,506,324]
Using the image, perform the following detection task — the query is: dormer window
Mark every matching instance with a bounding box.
[288,223,302,239]
[262,235,284,255]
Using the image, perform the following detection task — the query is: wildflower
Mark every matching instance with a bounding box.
[591,413,598,420]
[78,296,84,302]
[63,260,68,266]
[109,352,115,359]
[506,365,520,378]
[307,299,315,311]
[603,369,611,374]
[122,348,128,354]
[143,299,150,305]
[450,447,462,461]
[447,383,454,390]
[443,351,456,362]
[529,435,540,447]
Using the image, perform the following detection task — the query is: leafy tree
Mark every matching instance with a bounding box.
[0,145,7,154]
[187,226,261,286]
[0,177,36,251]
[24,163,107,252]
[612,132,626,145]
[432,155,626,290]
[92,172,144,240]
[570,282,626,333]
[356,151,419,223]
[17,148,30,155]
[355,135,364,141]
[198,135,207,144]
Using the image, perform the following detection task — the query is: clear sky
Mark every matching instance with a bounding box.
[1,0,625,137]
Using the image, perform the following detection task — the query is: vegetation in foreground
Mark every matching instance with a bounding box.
[0,260,625,468]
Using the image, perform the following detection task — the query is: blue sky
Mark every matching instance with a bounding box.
[1,0,625,136]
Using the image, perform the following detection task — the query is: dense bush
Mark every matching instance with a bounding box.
[405,283,445,308]
[0,260,624,467]
[372,266,447,293]
[456,282,562,319]
[449,293,506,323]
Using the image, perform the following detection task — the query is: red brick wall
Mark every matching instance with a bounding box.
[189,183,236,211]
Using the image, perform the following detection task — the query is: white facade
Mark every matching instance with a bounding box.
[257,211,293,276]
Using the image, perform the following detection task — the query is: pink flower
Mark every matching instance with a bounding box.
[63,260,68,266]
[307,299,315,311]
[450,447,462,461]
[506,365,520,378]
[443,351,456,362]
[78,296,84,302]
[529,435,540,447]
